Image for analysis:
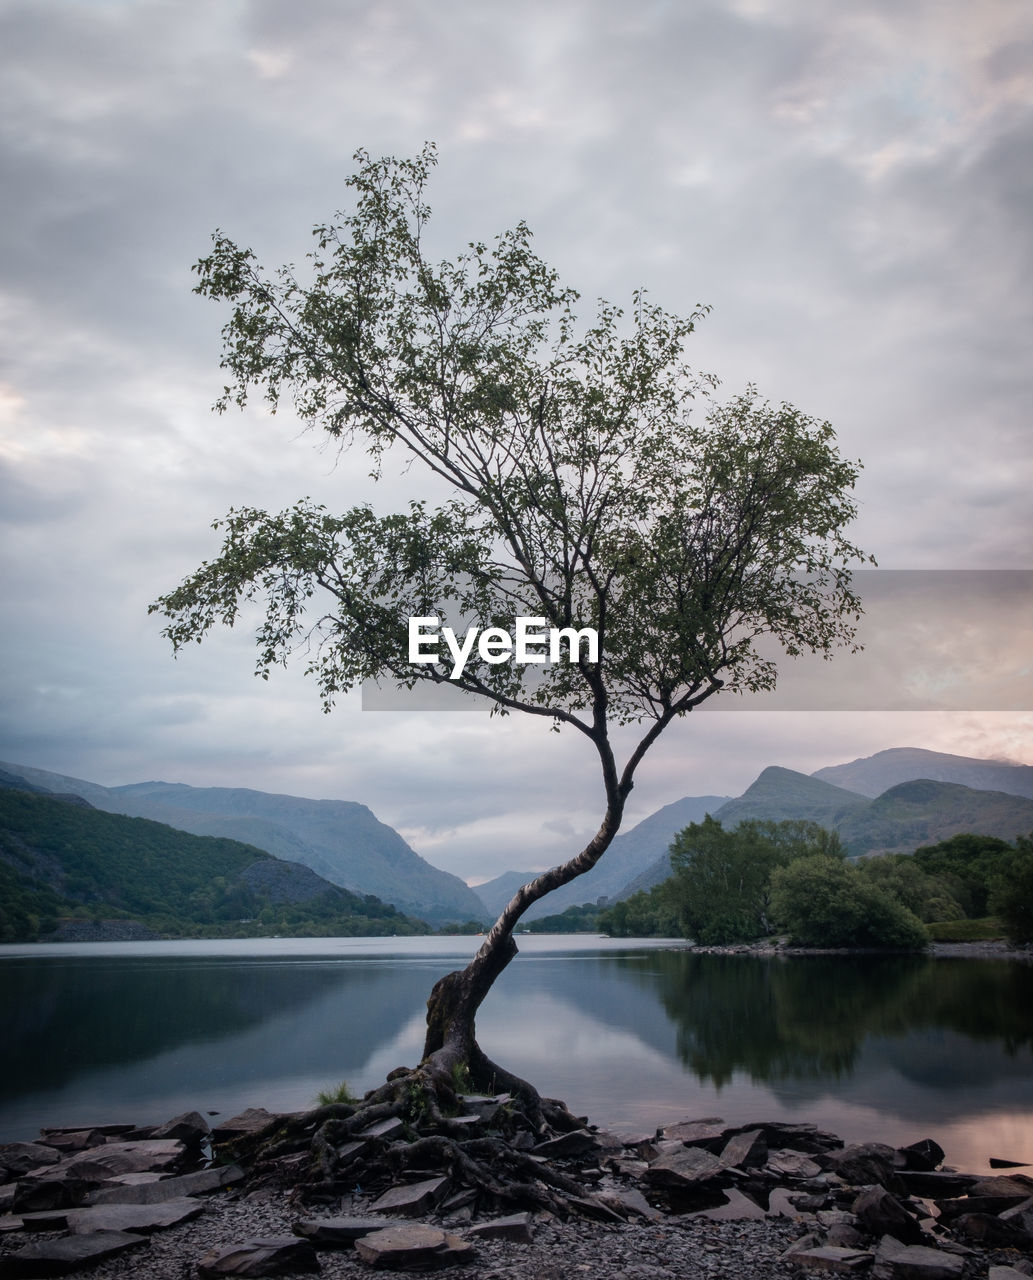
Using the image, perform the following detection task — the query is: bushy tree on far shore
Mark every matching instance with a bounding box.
[770,855,928,950]
[988,836,1033,945]
[663,816,844,944]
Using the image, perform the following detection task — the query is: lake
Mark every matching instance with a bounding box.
[2,936,1032,1174]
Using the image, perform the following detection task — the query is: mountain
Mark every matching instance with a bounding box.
[812,747,1033,801]
[610,754,1033,905]
[0,780,425,942]
[835,779,1033,856]
[712,766,870,830]
[0,762,487,926]
[473,793,729,921]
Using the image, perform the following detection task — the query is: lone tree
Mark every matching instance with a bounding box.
[153,144,869,1106]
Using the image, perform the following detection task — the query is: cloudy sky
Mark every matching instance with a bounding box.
[1,0,1031,884]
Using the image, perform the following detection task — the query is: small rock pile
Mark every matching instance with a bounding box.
[1,1101,1032,1277]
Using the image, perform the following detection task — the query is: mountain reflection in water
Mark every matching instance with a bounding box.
[2,940,1031,1172]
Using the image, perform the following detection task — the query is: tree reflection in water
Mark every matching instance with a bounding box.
[602,951,1033,1089]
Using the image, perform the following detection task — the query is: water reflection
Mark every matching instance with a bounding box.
[596,952,1033,1089]
[2,945,1032,1171]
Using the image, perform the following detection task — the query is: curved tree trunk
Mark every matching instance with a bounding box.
[421,795,627,1091]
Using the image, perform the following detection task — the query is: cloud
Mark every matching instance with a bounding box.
[0,0,1030,879]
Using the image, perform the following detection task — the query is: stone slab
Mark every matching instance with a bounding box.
[466,1212,534,1243]
[0,1148,60,1179]
[85,1163,244,1205]
[897,1171,976,1198]
[152,1111,211,1144]
[71,1196,203,1234]
[766,1149,823,1179]
[369,1176,449,1216]
[645,1144,726,1188]
[293,1216,409,1245]
[872,1236,964,1280]
[0,1229,149,1276]
[532,1129,598,1159]
[210,1109,287,1145]
[354,1224,473,1268]
[659,1119,725,1150]
[719,1129,767,1170]
[196,1236,320,1276]
[786,1245,873,1273]
[21,1196,203,1236]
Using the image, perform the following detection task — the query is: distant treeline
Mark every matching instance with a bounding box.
[598,820,1033,948]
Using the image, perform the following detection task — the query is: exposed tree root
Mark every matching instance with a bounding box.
[217,1049,606,1221]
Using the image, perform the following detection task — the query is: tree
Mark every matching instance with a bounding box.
[988,835,1033,944]
[151,144,870,1105]
[663,816,844,943]
[856,853,965,923]
[770,856,928,950]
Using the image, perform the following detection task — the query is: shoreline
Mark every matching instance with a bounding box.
[3,1107,1032,1279]
[678,938,1033,962]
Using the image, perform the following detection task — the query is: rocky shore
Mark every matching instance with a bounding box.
[683,940,1033,963]
[2,1099,1032,1280]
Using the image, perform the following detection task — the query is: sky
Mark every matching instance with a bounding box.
[1,0,1031,884]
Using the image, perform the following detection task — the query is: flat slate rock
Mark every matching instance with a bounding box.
[50,1139,186,1179]
[0,1229,149,1277]
[293,1216,409,1245]
[0,1147,60,1178]
[354,1224,473,1269]
[369,1177,449,1216]
[85,1163,244,1205]
[152,1110,211,1144]
[532,1129,598,1159]
[466,1212,534,1243]
[645,1144,726,1187]
[210,1109,286,1145]
[71,1196,203,1234]
[766,1149,823,1179]
[196,1236,319,1277]
[897,1171,977,1197]
[20,1196,203,1235]
[969,1175,1033,1199]
[658,1119,725,1150]
[786,1244,873,1273]
[719,1128,767,1169]
[988,1268,1033,1280]
[872,1236,964,1280]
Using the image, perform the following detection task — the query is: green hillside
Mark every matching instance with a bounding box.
[836,779,1033,856]
[1,761,486,925]
[0,786,426,942]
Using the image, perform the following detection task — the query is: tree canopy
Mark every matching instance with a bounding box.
[153,145,868,744]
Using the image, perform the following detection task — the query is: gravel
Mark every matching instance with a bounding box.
[15,1188,806,1280]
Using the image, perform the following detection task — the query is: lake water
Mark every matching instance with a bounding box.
[2,936,1032,1174]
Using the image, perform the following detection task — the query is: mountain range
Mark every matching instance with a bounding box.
[3,746,1031,930]
[476,748,1033,917]
[0,762,485,926]
[0,775,424,942]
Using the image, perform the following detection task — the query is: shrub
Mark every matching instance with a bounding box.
[770,855,928,950]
